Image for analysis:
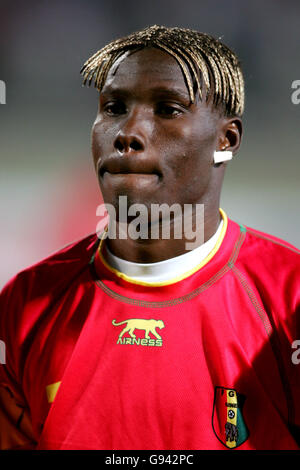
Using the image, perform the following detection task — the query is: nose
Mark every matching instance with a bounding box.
[113,108,146,154]
[114,133,144,153]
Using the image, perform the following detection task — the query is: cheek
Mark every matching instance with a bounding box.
[163,122,217,180]
[188,118,218,155]
[91,129,98,168]
[91,121,112,167]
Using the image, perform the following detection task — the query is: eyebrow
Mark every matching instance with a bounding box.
[150,86,191,102]
[100,85,191,103]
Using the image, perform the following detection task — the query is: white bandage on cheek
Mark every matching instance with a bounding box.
[213,150,233,164]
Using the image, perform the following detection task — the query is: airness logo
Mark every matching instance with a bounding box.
[112,318,165,347]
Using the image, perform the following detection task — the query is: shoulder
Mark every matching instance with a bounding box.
[0,233,99,326]
[225,217,299,276]
[236,223,299,274]
[229,220,300,317]
[2,232,98,293]
[0,233,100,378]
[242,224,299,256]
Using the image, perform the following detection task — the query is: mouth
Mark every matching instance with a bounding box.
[101,172,162,187]
[102,171,159,177]
[99,159,162,180]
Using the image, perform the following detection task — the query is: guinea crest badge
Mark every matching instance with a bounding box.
[212,386,249,449]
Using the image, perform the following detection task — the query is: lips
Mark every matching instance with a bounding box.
[99,156,161,178]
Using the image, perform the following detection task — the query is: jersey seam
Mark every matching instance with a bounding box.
[230,265,272,337]
[246,229,300,255]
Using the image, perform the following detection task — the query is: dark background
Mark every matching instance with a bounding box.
[0,0,299,288]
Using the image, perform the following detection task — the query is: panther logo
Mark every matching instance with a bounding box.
[112,318,165,340]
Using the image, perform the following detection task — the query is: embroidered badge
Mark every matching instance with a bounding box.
[112,318,165,347]
[212,386,249,449]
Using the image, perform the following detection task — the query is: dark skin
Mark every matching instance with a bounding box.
[91,47,242,263]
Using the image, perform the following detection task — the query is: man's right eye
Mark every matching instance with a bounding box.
[103,102,126,115]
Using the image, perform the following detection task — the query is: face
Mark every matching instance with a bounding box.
[91,47,227,215]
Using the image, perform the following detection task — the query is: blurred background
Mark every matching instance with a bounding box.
[0,0,299,289]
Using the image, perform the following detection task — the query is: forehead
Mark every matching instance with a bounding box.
[102,47,190,96]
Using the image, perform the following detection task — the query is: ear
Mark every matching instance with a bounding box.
[217,117,243,155]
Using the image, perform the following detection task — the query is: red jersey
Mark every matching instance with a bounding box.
[0,212,299,450]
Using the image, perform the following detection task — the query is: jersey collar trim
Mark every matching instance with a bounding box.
[94,208,228,287]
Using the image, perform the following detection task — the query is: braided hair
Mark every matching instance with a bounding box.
[80,25,244,117]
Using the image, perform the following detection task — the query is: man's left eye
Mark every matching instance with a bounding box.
[156,104,182,117]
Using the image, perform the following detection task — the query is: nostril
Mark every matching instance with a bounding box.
[114,136,144,153]
[115,139,124,152]
[130,140,143,151]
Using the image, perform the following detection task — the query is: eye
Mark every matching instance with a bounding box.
[103,101,126,116]
[156,103,183,118]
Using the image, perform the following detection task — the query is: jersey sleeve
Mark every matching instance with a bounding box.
[240,229,300,443]
[0,275,37,450]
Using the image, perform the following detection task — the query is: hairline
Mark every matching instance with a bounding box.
[102,45,234,119]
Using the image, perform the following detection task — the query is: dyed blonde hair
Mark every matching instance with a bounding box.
[81,24,244,117]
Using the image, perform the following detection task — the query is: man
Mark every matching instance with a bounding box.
[0,25,299,450]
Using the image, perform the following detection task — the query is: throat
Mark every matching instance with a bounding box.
[102,218,224,284]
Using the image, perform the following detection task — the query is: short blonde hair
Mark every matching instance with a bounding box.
[81,24,245,117]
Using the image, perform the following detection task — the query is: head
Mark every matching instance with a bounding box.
[81,25,244,220]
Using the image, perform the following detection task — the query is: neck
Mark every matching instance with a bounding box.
[105,202,222,263]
